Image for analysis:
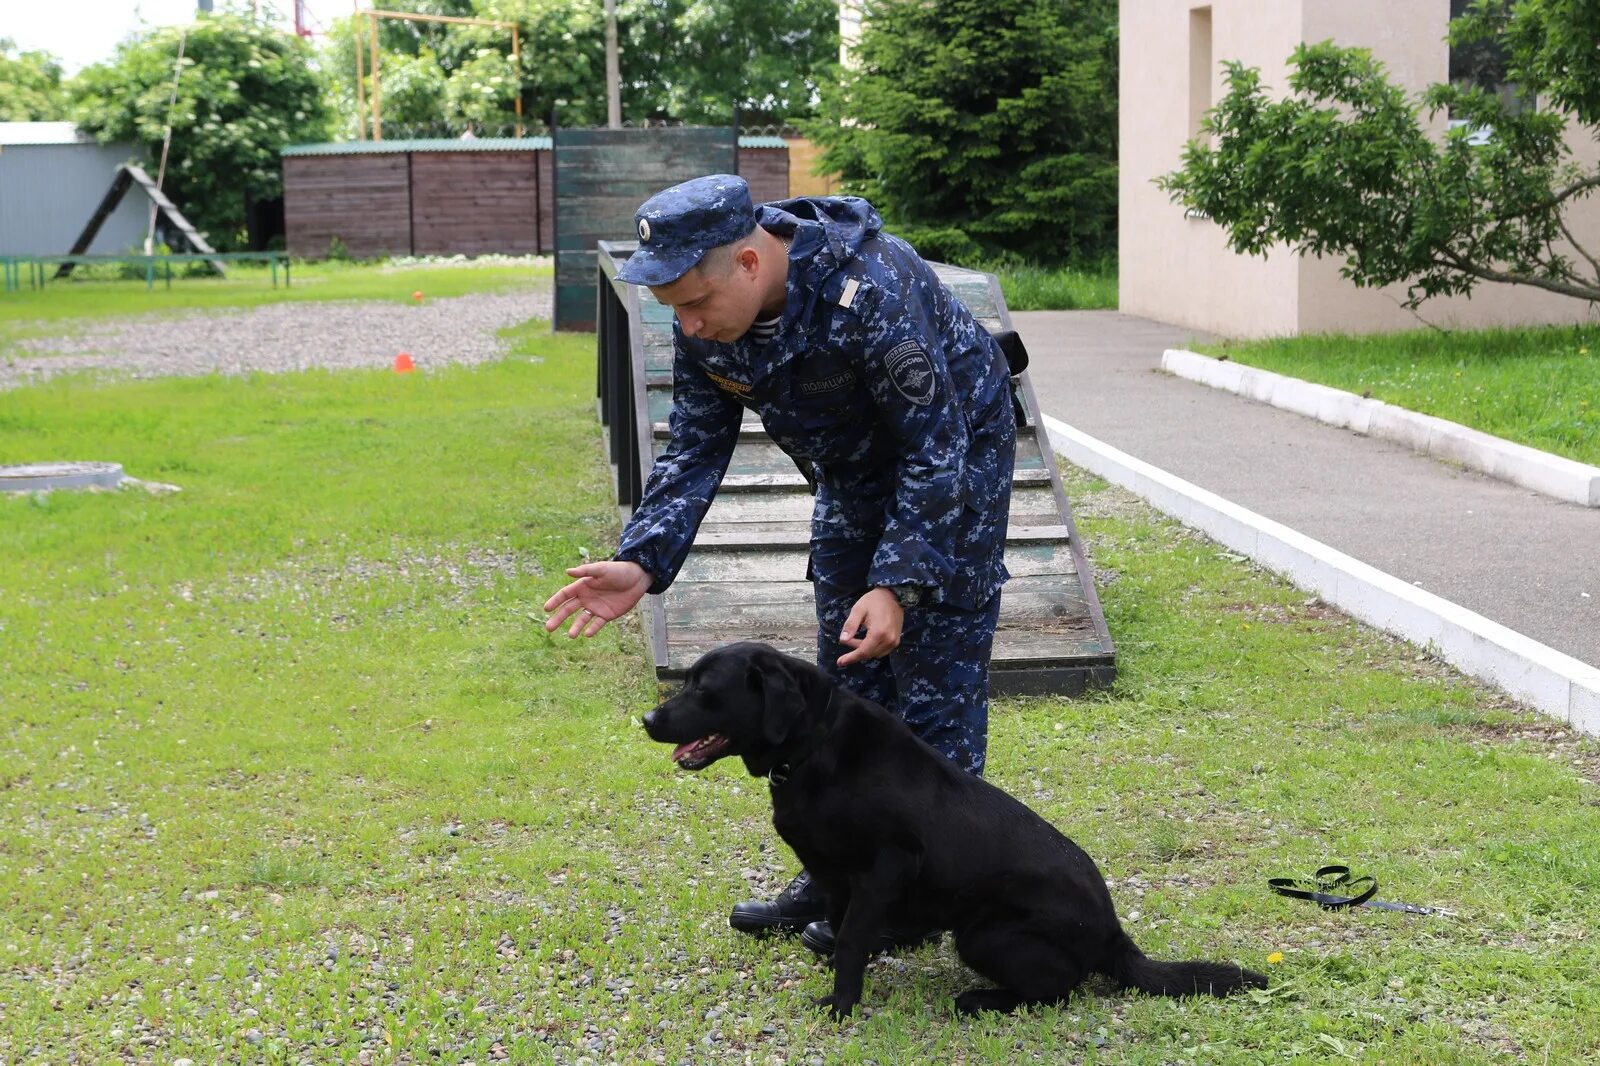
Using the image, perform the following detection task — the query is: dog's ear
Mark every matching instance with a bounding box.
[752,652,802,746]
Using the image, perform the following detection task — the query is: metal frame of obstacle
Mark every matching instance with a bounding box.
[596,240,1115,696]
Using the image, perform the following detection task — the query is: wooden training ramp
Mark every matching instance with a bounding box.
[56,164,226,279]
[596,242,1116,695]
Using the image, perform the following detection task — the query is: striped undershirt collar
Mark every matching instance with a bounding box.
[747,314,781,344]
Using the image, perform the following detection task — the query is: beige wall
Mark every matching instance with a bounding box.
[1122,0,1600,337]
[1120,0,1303,335]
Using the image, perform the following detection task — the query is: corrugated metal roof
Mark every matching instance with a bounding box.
[283,138,550,156]
[0,122,93,146]
[281,134,789,157]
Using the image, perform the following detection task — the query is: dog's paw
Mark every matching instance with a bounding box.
[813,993,855,1021]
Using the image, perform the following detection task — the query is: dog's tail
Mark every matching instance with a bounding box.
[1105,932,1267,997]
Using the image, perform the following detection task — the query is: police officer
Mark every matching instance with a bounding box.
[543,173,1015,953]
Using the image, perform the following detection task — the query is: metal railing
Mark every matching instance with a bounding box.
[1,252,291,294]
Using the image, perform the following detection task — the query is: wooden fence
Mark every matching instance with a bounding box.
[282,137,789,261]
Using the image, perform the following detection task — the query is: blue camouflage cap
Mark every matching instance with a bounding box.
[615,174,756,287]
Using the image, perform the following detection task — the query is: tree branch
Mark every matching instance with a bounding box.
[1555,209,1600,286]
[1438,249,1600,302]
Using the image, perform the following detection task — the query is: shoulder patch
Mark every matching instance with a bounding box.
[884,340,936,406]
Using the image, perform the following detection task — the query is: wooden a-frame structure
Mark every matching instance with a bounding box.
[56,163,226,278]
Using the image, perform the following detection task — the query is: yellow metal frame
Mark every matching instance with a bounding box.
[353,8,523,140]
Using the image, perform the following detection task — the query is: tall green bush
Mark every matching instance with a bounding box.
[0,38,68,121]
[806,0,1118,265]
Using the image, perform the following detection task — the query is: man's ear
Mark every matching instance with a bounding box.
[735,244,761,276]
[752,653,801,745]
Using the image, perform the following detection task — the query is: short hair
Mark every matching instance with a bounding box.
[692,218,759,278]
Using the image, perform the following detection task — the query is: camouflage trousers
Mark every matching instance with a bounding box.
[813,579,1003,777]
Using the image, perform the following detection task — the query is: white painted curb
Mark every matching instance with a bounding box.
[1042,413,1600,737]
[1162,348,1600,508]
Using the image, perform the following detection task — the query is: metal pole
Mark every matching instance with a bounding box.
[369,13,383,140]
[512,26,523,138]
[604,0,621,129]
[354,5,367,140]
[148,30,187,256]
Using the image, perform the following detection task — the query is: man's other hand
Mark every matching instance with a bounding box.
[837,587,904,666]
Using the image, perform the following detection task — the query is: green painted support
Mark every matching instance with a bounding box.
[552,126,737,332]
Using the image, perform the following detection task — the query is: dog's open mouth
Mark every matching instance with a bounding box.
[671,733,730,770]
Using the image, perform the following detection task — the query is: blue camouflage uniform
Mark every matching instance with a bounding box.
[613,174,1014,774]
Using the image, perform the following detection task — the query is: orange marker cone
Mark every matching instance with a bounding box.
[393,352,415,374]
[411,290,424,303]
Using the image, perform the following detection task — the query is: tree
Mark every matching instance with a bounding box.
[318,0,837,135]
[619,0,839,124]
[1159,0,1600,308]
[70,15,331,251]
[0,39,68,121]
[805,0,1118,265]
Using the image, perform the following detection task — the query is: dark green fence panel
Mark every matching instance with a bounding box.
[552,126,737,332]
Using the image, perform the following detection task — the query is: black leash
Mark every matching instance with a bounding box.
[1268,865,1455,916]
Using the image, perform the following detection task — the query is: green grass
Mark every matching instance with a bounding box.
[1196,324,1600,466]
[997,263,1118,311]
[0,258,543,342]
[2,312,1598,1062]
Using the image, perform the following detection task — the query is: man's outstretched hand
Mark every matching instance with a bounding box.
[543,560,653,638]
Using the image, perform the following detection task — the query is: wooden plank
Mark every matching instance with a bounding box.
[738,146,790,204]
[653,428,1051,467]
[284,153,411,259]
[675,539,1077,584]
[696,482,1063,527]
[663,628,1113,676]
[688,523,1074,551]
[662,574,1098,633]
[409,151,539,256]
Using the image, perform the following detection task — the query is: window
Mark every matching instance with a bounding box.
[1189,6,1214,141]
[1448,0,1529,124]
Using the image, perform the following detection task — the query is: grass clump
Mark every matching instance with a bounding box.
[1197,324,1600,465]
[997,261,1118,311]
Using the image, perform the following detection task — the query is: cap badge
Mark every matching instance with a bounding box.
[637,218,652,242]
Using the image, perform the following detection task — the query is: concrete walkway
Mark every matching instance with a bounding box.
[1015,310,1600,670]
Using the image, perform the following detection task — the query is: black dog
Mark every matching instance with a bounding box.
[642,642,1267,1019]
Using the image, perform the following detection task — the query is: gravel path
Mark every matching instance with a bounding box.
[0,286,552,391]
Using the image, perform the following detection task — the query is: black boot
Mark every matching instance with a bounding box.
[729,870,827,935]
[799,920,942,957]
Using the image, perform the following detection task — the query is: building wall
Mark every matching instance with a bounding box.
[738,146,790,205]
[283,142,785,259]
[784,137,840,198]
[410,152,540,256]
[1119,0,1303,336]
[1122,0,1600,338]
[283,154,411,259]
[0,141,151,255]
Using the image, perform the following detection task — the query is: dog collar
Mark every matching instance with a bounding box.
[767,690,832,788]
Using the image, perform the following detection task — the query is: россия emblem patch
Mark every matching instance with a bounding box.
[884,340,936,406]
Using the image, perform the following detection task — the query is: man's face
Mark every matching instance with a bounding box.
[649,251,762,344]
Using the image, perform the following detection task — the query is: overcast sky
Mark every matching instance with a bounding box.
[5,0,321,74]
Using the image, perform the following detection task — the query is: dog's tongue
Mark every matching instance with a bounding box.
[671,740,697,762]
